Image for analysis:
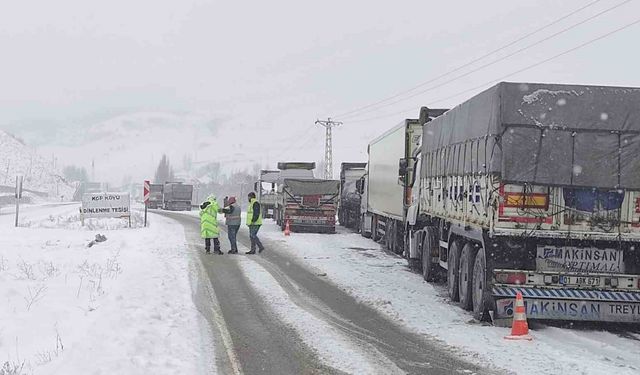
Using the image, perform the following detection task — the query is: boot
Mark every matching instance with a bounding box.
[205,249,211,254]
[228,249,238,254]
[214,249,224,255]
[245,249,256,255]
[258,246,265,253]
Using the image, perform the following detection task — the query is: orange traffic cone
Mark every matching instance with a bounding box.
[284,220,291,236]
[504,291,533,341]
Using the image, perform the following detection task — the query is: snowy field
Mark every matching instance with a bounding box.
[0,204,211,374]
[260,221,640,375]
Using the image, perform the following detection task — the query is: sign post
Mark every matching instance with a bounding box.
[143,180,150,227]
[14,176,23,227]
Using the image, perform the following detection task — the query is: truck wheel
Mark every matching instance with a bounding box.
[458,243,477,311]
[472,247,492,321]
[421,228,437,282]
[447,240,461,302]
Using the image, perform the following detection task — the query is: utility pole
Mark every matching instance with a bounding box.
[315,118,342,179]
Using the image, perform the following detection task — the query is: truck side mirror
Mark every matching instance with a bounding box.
[254,182,259,191]
[355,179,363,194]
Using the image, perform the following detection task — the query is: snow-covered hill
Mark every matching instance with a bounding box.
[35,110,383,186]
[0,130,75,199]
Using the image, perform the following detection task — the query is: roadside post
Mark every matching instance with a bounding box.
[143,180,150,227]
[14,175,23,227]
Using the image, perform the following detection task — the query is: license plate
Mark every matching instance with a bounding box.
[559,275,601,286]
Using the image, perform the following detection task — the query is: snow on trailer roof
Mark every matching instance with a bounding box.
[422,82,640,190]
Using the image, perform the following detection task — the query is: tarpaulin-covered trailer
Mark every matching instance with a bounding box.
[281,178,339,233]
[408,82,640,323]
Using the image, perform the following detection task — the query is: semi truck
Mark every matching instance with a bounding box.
[338,162,367,230]
[273,162,315,227]
[256,170,280,218]
[394,82,640,323]
[279,178,340,233]
[359,108,447,254]
[163,182,193,211]
[148,183,164,209]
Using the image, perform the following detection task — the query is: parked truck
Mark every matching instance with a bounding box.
[148,183,164,209]
[279,179,339,233]
[256,170,280,219]
[163,182,193,211]
[359,108,447,254]
[391,82,640,323]
[273,162,316,227]
[338,162,367,230]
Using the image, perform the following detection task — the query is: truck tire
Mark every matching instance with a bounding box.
[472,247,493,321]
[458,243,477,311]
[447,240,462,302]
[421,227,438,282]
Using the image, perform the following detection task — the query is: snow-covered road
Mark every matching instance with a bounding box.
[259,223,640,375]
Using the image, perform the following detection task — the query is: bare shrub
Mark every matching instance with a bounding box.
[34,331,64,366]
[0,361,25,375]
[15,259,35,281]
[38,261,59,279]
[23,284,47,311]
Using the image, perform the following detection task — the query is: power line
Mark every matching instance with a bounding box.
[337,0,631,121]
[334,0,604,119]
[344,17,640,124]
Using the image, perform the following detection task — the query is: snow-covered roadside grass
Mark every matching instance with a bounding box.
[238,257,403,375]
[261,223,640,375]
[0,210,209,374]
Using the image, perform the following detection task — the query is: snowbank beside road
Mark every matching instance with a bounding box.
[0,211,210,374]
[261,223,640,375]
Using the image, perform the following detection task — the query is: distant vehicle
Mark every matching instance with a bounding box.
[338,162,366,230]
[163,182,193,211]
[273,162,315,226]
[256,170,280,218]
[148,184,164,209]
[280,178,339,233]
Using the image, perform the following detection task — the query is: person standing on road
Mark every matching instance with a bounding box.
[221,196,241,254]
[200,194,223,255]
[245,192,265,254]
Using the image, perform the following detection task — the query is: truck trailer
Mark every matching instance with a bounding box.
[401,82,640,323]
[163,182,193,211]
[280,178,340,233]
[148,183,164,209]
[256,170,280,218]
[360,107,447,254]
[338,162,367,230]
[273,162,315,227]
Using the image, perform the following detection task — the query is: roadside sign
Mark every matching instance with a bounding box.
[81,192,131,219]
[143,180,150,204]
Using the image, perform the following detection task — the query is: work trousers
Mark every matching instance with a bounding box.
[248,225,264,251]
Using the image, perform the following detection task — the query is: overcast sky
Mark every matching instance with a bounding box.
[1,0,639,178]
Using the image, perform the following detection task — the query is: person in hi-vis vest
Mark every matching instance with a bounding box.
[245,192,265,254]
